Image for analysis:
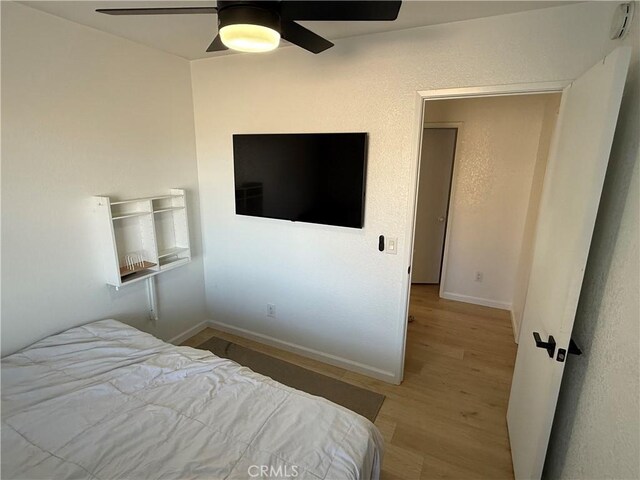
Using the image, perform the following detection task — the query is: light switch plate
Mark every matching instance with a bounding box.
[386,237,398,254]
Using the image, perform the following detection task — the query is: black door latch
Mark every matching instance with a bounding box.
[533,332,556,358]
[556,338,583,363]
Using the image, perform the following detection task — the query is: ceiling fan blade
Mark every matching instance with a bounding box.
[206,34,229,52]
[279,1,401,21]
[281,21,333,54]
[96,7,217,16]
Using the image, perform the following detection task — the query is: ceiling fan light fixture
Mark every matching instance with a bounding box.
[96,1,403,55]
[219,24,280,52]
[218,4,281,53]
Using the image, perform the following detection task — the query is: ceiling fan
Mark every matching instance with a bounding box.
[96,1,402,54]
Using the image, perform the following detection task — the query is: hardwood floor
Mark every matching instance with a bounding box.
[182,284,517,479]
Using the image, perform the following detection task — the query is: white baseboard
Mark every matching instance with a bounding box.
[509,309,519,344]
[440,291,512,311]
[206,319,399,384]
[168,320,209,345]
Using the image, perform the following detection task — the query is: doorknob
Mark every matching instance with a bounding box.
[438,216,445,222]
[533,332,556,358]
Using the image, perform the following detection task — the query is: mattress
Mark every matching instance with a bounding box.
[1,320,383,479]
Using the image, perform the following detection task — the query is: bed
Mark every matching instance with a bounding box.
[1,320,383,479]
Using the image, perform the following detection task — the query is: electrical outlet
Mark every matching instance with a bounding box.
[475,271,483,282]
[267,304,276,317]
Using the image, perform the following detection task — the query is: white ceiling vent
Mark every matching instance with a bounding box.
[610,3,634,40]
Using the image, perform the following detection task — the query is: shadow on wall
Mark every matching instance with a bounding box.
[542,57,640,477]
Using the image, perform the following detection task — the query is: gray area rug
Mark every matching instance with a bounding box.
[197,336,385,422]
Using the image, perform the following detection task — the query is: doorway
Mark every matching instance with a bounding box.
[399,48,629,480]
[403,88,564,477]
[411,126,457,286]
[408,92,562,317]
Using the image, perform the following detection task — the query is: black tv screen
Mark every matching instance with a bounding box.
[233,133,367,228]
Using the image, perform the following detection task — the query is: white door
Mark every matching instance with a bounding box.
[411,128,457,283]
[507,46,631,479]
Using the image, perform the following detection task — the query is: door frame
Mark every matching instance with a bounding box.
[421,122,463,295]
[397,81,570,381]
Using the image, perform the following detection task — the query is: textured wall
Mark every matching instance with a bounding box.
[544,8,640,478]
[191,2,632,381]
[1,3,207,354]
[424,95,560,310]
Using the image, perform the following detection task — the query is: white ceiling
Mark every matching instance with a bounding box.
[21,1,576,60]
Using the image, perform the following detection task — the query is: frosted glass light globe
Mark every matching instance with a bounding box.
[220,24,280,53]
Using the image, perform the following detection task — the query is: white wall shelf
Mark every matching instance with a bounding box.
[95,188,191,289]
[112,211,152,221]
[160,257,190,271]
[153,207,185,214]
[158,246,190,259]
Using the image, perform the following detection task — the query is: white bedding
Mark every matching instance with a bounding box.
[1,320,383,480]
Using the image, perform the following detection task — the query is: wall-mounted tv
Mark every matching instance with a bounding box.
[233,133,367,229]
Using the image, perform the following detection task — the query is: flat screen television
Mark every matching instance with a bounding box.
[233,133,367,228]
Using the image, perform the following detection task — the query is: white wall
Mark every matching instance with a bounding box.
[191,2,634,382]
[512,95,561,341]
[544,8,640,477]
[424,94,560,310]
[1,2,207,355]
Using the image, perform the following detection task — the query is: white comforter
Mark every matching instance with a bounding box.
[1,320,383,480]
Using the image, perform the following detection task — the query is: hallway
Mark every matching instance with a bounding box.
[387,284,518,478]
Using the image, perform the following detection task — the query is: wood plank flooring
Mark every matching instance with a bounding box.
[182,284,517,479]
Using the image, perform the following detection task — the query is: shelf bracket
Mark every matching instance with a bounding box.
[147,276,159,323]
